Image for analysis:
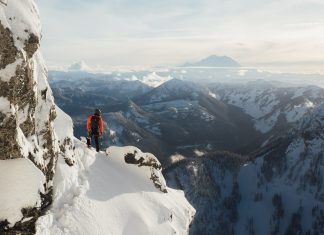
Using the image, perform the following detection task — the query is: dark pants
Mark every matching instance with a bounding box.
[87,130,100,152]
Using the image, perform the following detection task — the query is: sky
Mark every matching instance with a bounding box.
[38,0,324,73]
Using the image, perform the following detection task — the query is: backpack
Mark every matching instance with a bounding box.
[90,115,100,132]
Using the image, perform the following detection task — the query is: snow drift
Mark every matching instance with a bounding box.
[36,141,194,235]
[0,158,45,225]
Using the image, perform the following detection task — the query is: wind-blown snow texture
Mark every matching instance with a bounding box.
[36,142,194,235]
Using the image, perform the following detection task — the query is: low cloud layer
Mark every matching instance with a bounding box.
[39,0,324,73]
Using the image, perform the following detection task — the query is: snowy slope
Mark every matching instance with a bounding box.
[137,72,172,88]
[211,82,324,133]
[137,79,207,103]
[165,104,324,235]
[0,158,45,225]
[36,142,194,235]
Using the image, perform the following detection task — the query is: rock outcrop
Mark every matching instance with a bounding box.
[0,0,75,233]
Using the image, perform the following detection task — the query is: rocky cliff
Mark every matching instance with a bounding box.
[0,0,74,233]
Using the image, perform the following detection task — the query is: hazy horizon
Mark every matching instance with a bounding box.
[39,0,324,74]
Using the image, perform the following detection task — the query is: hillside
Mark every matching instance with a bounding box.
[51,76,324,166]
[164,103,324,235]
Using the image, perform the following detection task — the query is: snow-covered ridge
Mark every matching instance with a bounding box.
[211,82,324,133]
[131,72,172,88]
[36,142,195,235]
[139,78,211,104]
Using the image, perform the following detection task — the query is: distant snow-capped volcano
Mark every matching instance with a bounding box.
[180,55,241,67]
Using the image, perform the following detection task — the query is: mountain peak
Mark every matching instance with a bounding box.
[157,78,200,91]
[181,55,241,67]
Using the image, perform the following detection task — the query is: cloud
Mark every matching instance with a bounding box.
[38,0,324,73]
[68,61,92,72]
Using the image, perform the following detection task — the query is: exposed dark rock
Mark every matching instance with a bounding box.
[0,202,52,235]
[20,115,35,137]
[124,151,162,170]
[49,106,57,122]
[41,88,47,100]
[39,121,58,182]
[1,6,68,233]
[0,62,37,155]
[124,151,167,193]
[12,62,36,109]
[59,137,75,166]
[0,21,18,69]
[0,114,22,160]
[24,33,39,58]
[0,220,10,234]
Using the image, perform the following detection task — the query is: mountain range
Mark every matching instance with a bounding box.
[48,68,324,234]
[165,101,324,234]
[50,74,324,164]
[3,0,324,235]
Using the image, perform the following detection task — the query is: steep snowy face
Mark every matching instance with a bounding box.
[165,152,244,235]
[36,144,195,235]
[136,78,212,104]
[0,0,75,231]
[234,103,324,235]
[165,104,324,235]
[139,72,172,87]
[211,82,324,133]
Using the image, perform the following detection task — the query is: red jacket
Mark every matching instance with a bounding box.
[86,114,104,134]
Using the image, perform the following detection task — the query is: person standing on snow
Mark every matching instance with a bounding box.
[86,109,104,152]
